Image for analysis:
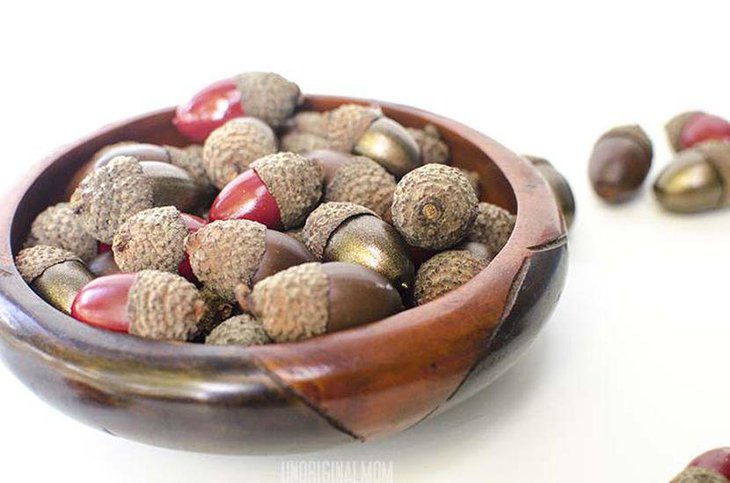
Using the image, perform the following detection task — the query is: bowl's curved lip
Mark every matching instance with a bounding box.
[0,95,565,385]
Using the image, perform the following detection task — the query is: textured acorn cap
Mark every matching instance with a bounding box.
[70,156,154,245]
[324,156,397,219]
[327,104,382,151]
[127,270,204,341]
[302,202,376,259]
[280,132,332,153]
[670,466,729,483]
[666,111,702,152]
[406,124,450,165]
[414,250,488,305]
[599,124,653,159]
[27,202,97,261]
[251,152,323,229]
[234,72,301,128]
[184,220,266,300]
[164,144,213,190]
[112,206,188,273]
[205,314,271,346]
[391,164,478,250]
[238,262,328,343]
[202,117,277,189]
[15,245,83,284]
[467,202,516,254]
[291,111,329,137]
[190,287,238,341]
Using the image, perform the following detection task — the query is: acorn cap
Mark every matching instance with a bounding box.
[324,156,396,219]
[70,156,154,245]
[234,72,301,128]
[205,314,271,346]
[184,220,267,300]
[237,262,328,343]
[670,466,728,483]
[291,111,329,137]
[666,111,702,152]
[599,124,653,159]
[280,132,332,153]
[251,152,323,229]
[327,104,382,151]
[127,270,204,341]
[202,117,277,189]
[27,202,97,261]
[414,250,488,305]
[391,164,478,250]
[406,124,450,165]
[696,141,730,205]
[302,202,376,259]
[190,287,238,342]
[467,202,516,255]
[164,144,213,190]
[15,245,82,284]
[112,206,188,273]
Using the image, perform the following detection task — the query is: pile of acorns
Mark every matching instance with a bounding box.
[16,72,519,347]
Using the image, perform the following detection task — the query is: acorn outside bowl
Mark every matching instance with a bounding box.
[0,95,568,454]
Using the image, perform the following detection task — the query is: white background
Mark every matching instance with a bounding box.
[1,1,728,482]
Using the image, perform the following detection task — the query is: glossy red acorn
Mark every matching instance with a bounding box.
[173,78,244,142]
[71,273,135,332]
[688,448,730,479]
[207,169,283,229]
[680,113,730,150]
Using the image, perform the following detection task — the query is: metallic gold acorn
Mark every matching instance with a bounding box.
[205,314,271,346]
[26,202,97,261]
[467,202,516,255]
[236,262,403,343]
[407,124,450,165]
[654,141,730,213]
[525,155,576,229]
[303,202,415,293]
[234,72,301,128]
[15,245,94,314]
[392,164,478,250]
[202,117,277,188]
[414,250,489,305]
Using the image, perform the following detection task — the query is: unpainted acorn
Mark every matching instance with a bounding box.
[406,124,450,165]
[467,202,516,255]
[414,250,489,305]
[205,314,271,346]
[236,262,403,343]
[525,155,576,229]
[26,202,98,261]
[280,131,332,153]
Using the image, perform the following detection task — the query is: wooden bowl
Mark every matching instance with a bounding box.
[0,96,567,454]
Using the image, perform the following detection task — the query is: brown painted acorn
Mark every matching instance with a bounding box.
[414,250,489,305]
[236,262,403,342]
[202,117,278,189]
[70,156,205,244]
[654,141,730,213]
[406,124,450,165]
[15,245,94,314]
[184,219,314,300]
[467,202,516,255]
[205,314,271,346]
[302,202,415,293]
[26,202,98,261]
[525,155,576,229]
[392,164,478,250]
[589,125,653,203]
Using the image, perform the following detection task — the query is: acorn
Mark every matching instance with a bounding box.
[87,251,121,277]
[71,271,204,340]
[280,131,332,153]
[202,117,278,189]
[15,245,94,314]
[173,72,301,142]
[467,202,516,255]
[235,262,403,342]
[306,150,396,219]
[414,250,489,305]
[654,141,730,213]
[70,156,205,244]
[406,124,450,165]
[672,448,730,483]
[112,206,206,281]
[525,155,576,229]
[205,314,271,346]
[302,202,414,293]
[184,219,314,300]
[666,111,730,152]
[26,202,98,261]
[459,168,482,197]
[208,152,322,229]
[588,125,653,203]
[391,164,478,250]
[190,287,239,342]
[290,111,330,138]
[671,467,728,483]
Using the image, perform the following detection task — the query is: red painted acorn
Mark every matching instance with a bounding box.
[689,448,730,479]
[72,273,135,332]
[667,111,730,151]
[174,72,300,142]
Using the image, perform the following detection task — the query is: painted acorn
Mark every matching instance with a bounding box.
[173,72,301,142]
[87,251,121,278]
[15,245,94,314]
[70,156,205,244]
[236,262,403,343]
[666,111,730,152]
[184,219,314,300]
[208,152,323,229]
[26,202,98,261]
[672,448,730,483]
[525,155,576,229]
[71,270,204,340]
[302,202,414,293]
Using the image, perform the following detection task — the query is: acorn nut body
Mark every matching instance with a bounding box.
[526,155,576,229]
[588,125,653,203]
[236,262,403,342]
[414,250,489,305]
[666,111,730,152]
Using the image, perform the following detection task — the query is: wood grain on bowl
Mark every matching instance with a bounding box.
[0,96,567,453]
